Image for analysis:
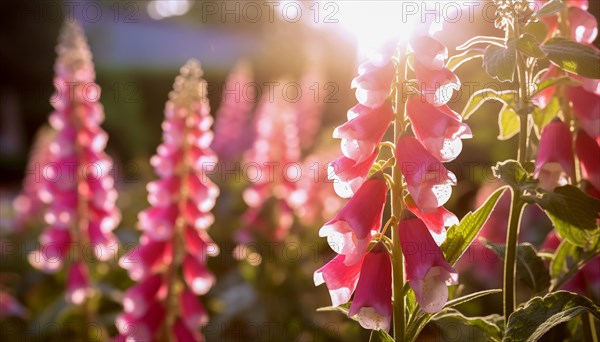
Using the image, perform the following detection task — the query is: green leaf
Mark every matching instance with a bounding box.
[523,20,549,43]
[550,237,600,291]
[462,89,516,120]
[504,291,600,341]
[433,308,503,342]
[369,330,394,342]
[526,185,600,232]
[406,289,502,342]
[457,35,506,51]
[484,41,517,82]
[317,302,352,315]
[442,187,507,266]
[447,49,484,72]
[492,160,537,191]
[542,38,600,79]
[534,0,565,17]
[485,242,551,293]
[445,289,503,308]
[532,97,559,137]
[498,105,520,140]
[517,33,547,59]
[531,76,579,96]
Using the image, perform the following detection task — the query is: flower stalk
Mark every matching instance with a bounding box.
[391,45,407,340]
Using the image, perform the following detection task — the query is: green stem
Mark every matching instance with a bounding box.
[504,14,531,324]
[583,312,599,342]
[502,194,525,321]
[391,45,407,341]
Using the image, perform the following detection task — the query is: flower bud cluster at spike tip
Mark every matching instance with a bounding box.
[237,86,301,243]
[211,60,255,163]
[27,21,120,305]
[116,60,216,342]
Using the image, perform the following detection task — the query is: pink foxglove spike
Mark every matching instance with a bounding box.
[211,60,255,162]
[117,60,218,341]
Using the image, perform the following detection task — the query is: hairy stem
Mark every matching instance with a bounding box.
[502,193,525,321]
[504,13,530,323]
[391,45,407,341]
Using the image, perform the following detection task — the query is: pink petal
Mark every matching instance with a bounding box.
[535,119,575,190]
[314,254,364,307]
[328,150,378,198]
[348,243,392,331]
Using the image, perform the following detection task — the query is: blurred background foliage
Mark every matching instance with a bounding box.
[0,0,598,341]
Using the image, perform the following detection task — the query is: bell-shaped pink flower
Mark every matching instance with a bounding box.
[66,261,90,305]
[333,103,393,163]
[410,35,448,71]
[399,217,458,313]
[352,61,394,109]
[568,86,600,142]
[123,274,162,319]
[328,149,378,198]
[173,318,201,342]
[406,96,472,162]
[183,254,216,295]
[396,136,457,213]
[576,131,600,191]
[405,195,458,235]
[348,243,392,331]
[211,60,255,161]
[28,227,72,273]
[314,254,364,307]
[535,119,575,190]
[116,301,165,341]
[532,65,561,109]
[319,175,388,265]
[414,63,460,107]
[180,289,209,330]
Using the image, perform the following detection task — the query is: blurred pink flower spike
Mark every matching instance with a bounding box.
[0,291,28,319]
[319,175,388,266]
[396,136,457,213]
[534,119,575,190]
[348,243,392,332]
[399,217,458,314]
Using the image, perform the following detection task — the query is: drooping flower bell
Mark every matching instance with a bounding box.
[396,136,457,213]
[351,61,394,109]
[333,103,393,163]
[348,243,392,331]
[314,254,364,307]
[116,60,218,342]
[26,21,120,306]
[406,96,472,162]
[319,175,388,266]
[398,217,458,313]
[534,119,575,190]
